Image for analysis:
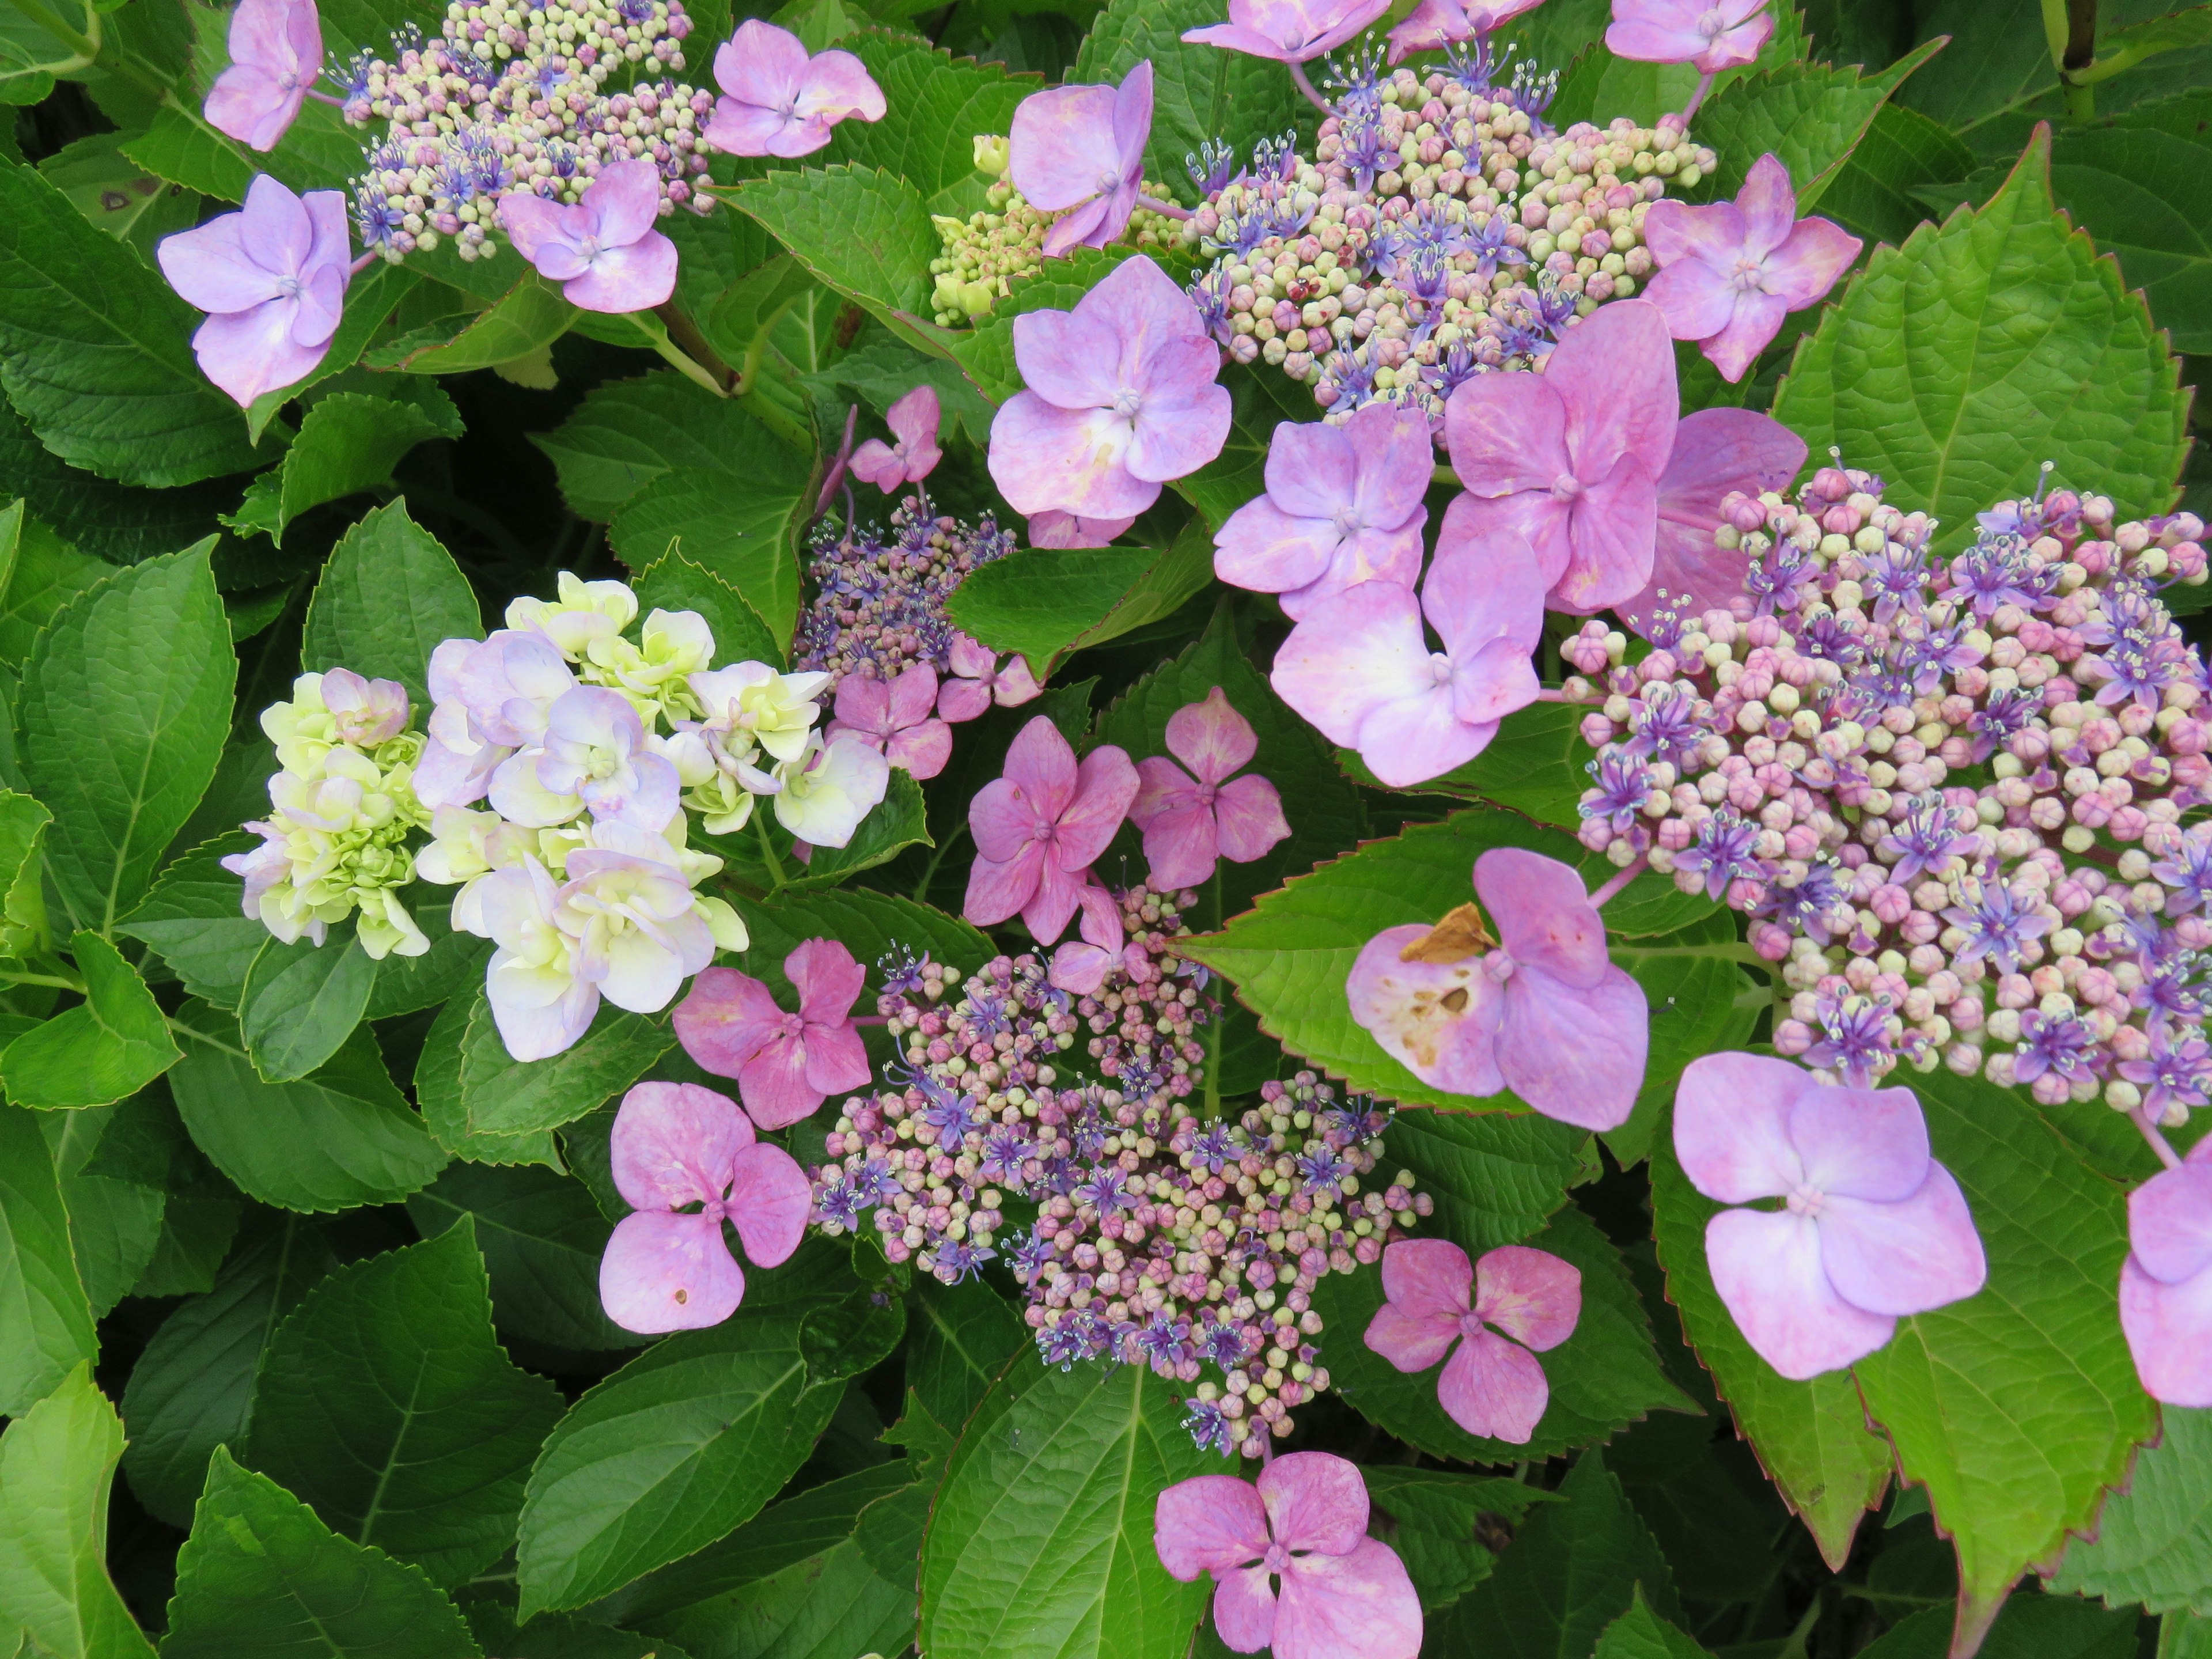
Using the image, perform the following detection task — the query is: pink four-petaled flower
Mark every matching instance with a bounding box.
[598,1081,811,1333]
[1009,62,1156,258]
[1618,406,1809,635]
[1674,1052,1987,1380]
[1387,0,1547,62]
[829,663,954,781]
[1180,0,1392,63]
[2119,1133,2212,1406]
[204,0,322,151]
[497,158,679,315]
[849,385,944,493]
[672,939,873,1130]
[703,18,885,158]
[1642,153,1861,382]
[938,632,1041,723]
[1346,847,1649,1130]
[1365,1238,1581,1443]
[964,715,1138,945]
[1154,1450,1422,1659]
[1605,0,1775,76]
[1130,688,1291,890]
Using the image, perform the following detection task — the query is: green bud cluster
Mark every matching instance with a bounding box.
[927,166,1184,326]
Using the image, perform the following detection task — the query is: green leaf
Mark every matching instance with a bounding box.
[819,32,1040,214]
[1815,101,1978,249]
[41,1099,164,1315]
[364,270,577,374]
[164,1448,484,1659]
[20,544,234,934]
[946,522,1215,680]
[411,990,559,1169]
[2033,115,2212,354]
[1362,1467,1562,1612]
[2050,1407,2212,1615]
[1438,1450,1683,1657]
[608,465,813,656]
[121,1213,340,1528]
[36,131,202,258]
[515,1302,851,1616]
[362,906,488,1021]
[405,1161,650,1353]
[117,832,268,1009]
[246,1219,566,1587]
[535,371,767,522]
[0,787,50,961]
[459,988,673,1140]
[806,325,998,445]
[299,499,480,713]
[120,101,253,202]
[1771,127,2189,558]
[0,931,177,1108]
[1593,1585,1716,1659]
[0,1363,157,1659]
[1850,1066,2157,1651]
[0,156,258,486]
[1857,1593,2142,1659]
[1693,39,1946,210]
[0,1104,96,1418]
[919,1351,1214,1659]
[633,548,781,672]
[239,933,378,1084]
[169,1003,449,1213]
[1316,1204,1694,1464]
[906,1275,1025,1436]
[224,388,462,547]
[0,500,108,664]
[464,1604,698,1659]
[1381,1107,1588,1253]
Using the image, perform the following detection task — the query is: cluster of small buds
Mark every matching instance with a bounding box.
[793,494,1019,687]
[1178,47,1713,426]
[1564,461,2212,1120]
[805,891,1430,1457]
[335,0,709,261]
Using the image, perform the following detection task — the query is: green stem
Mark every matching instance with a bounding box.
[0,967,85,994]
[909,820,966,903]
[13,0,97,66]
[752,808,787,892]
[631,309,732,399]
[165,1015,247,1059]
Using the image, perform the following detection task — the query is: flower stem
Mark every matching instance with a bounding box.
[2130,1106,2186,1172]
[1146,198,1193,221]
[1588,854,1649,909]
[0,967,85,994]
[753,808,787,892]
[305,86,346,106]
[1677,69,1715,121]
[1288,61,1334,115]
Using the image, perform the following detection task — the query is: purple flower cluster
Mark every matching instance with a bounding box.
[1564,464,2212,1116]
[793,495,1020,689]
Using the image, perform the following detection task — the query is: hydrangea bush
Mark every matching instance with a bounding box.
[0,0,2208,1654]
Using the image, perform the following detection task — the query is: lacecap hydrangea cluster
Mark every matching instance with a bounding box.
[806,885,1430,1457]
[335,0,708,262]
[1563,465,2212,1119]
[1179,50,1717,422]
[793,494,1018,687]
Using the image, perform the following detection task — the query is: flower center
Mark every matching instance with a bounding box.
[1262,1543,1291,1575]
[1729,255,1766,293]
[1483,948,1516,983]
[1551,472,1582,501]
[1786,1181,1827,1218]
[278,70,300,90]
[1696,6,1727,38]
[1429,652,1455,686]
[1111,387,1144,421]
[1096,167,1122,194]
[274,274,303,300]
[1332,506,1363,536]
[575,235,602,264]
[699,1196,728,1225]
[1457,1310,1488,1338]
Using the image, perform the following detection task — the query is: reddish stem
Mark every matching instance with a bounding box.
[2131,1106,2186,1172]
[1588,854,1649,910]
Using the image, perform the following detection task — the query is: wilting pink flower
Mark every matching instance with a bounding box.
[1182,0,1391,62]
[850,385,943,493]
[965,715,1139,944]
[204,0,322,151]
[1346,847,1649,1129]
[1009,63,1155,258]
[599,1081,810,1333]
[1365,1240,1580,1442]
[157,175,351,407]
[988,256,1232,522]
[1029,509,1136,548]
[1442,297,1677,614]
[1214,405,1430,620]
[830,663,953,780]
[703,18,884,158]
[673,940,872,1130]
[1270,532,1546,789]
[1606,0,1774,75]
[498,158,677,314]
[1154,1452,1422,1659]
[1131,689,1291,889]
[2119,1135,2212,1406]
[938,633,1042,723]
[1387,0,1546,62]
[1618,407,1808,636]
[1643,154,1861,382]
[1675,1052,1987,1380]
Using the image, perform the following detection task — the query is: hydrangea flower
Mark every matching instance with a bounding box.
[1213,405,1431,620]
[1346,847,1649,1130]
[1606,0,1775,113]
[965,715,1139,945]
[204,0,323,151]
[1643,153,1862,382]
[988,255,1232,522]
[497,157,679,313]
[489,684,680,830]
[2119,1134,2212,1406]
[599,1081,811,1332]
[1029,510,1137,548]
[1618,407,1809,635]
[1154,1451,1422,1659]
[1008,62,1156,257]
[1130,688,1291,891]
[1270,531,1547,789]
[1674,1052,1987,1379]
[157,175,353,407]
[1180,0,1391,64]
[1441,299,1679,615]
[849,385,944,494]
[1387,0,1545,61]
[771,734,890,848]
[703,18,884,158]
[829,664,953,780]
[938,634,1042,722]
[1364,1239,1580,1442]
[416,629,577,809]
[673,941,872,1130]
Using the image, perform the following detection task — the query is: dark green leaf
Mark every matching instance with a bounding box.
[362,905,490,1021]
[1815,101,1976,249]
[608,463,814,656]
[945,522,1215,680]
[463,1604,699,1659]
[1,931,178,1108]
[240,933,378,1084]
[36,130,201,258]
[459,988,673,1139]
[2051,1407,2212,1614]
[0,1104,98,1415]
[1857,1593,2141,1659]
[806,326,998,445]
[120,100,253,202]
[224,388,462,546]
[533,370,771,523]
[2037,116,2212,353]
[1381,1107,1586,1252]
[411,989,559,1168]
[1694,39,1946,210]
[817,32,1039,215]
[1363,1467,1562,1612]
[363,270,575,374]
[41,1099,164,1315]
[1593,1586,1715,1659]
[906,1275,1024,1435]
[0,499,108,662]
[117,832,268,1009]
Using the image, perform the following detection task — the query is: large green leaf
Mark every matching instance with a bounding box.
[41,1098,164,1315]
[117,831,268,1009]
[120,1213,340,1528]
[0,1103,97,1416]
[1593,1586,1716,1659]
[247,1220,566,1587]
[946,522,1215,680]
[1693,39,1946,209]
[1362,1467,1562,1613]
[1316,1205,1695,1464]
[1378,1106,1588,1249]
[1857,1592,2142,1659]
[2051,1407,2212,1615]
[411,990,559,1169]
[1771,127,2189,558]
[365,270,575,374]
[0,498,108,663]
[164,1448,484,1659]
[533,370,771,522]
[1,931,177,1108]
[919,1351,1214,1659]
[169,1002,448,1213]
[818,32,1040,215]
[0,1363,157,1659]
[1809,100,1978,249]
[238,932,378,1084]
[1851,1067,2157,1652]
[224,386,462,546]
[0,156,257,486]
[0,784,50,957]
[906,1276,1026,1437]
[633,548,781,673]
[458,988,673,1140]
[20,544,235,933]
[1337,699,1588,830]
